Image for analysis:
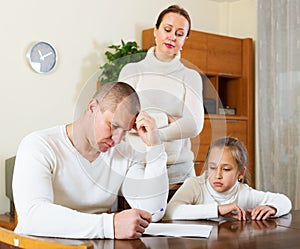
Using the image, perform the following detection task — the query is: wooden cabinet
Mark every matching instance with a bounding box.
[142,29,254,186]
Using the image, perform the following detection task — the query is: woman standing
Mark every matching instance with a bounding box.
[119,5,204,185]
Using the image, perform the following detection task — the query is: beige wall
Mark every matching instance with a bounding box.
[0,0,256,213]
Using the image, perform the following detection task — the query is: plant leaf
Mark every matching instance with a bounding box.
[99,40,146,85]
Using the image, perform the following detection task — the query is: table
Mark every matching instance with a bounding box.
[1,210,300,249]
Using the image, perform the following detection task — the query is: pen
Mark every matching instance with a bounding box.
[152,208,164,216]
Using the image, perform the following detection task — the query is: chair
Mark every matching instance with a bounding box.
[0,212,16,231]
[0,227,93,249]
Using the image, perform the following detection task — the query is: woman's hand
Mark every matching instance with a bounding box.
[167,115,180,124]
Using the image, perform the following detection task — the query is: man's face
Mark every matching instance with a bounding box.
[93,102,137,153]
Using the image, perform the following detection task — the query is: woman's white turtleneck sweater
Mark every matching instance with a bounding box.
[119,47,204,184]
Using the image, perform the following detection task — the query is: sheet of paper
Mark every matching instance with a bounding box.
[144,223,213,238]
[208,216,236,224]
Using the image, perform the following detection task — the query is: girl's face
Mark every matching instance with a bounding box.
[154,12,189,61]
[207,146,245,193]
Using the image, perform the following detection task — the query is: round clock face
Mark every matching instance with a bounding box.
[27,41,57,73]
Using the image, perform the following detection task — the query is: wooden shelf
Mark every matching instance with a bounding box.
[204,114,248,120]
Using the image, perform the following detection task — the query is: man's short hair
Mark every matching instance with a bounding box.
[93,82,141,115]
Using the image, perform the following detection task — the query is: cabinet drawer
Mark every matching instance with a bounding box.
[191,118,247,162]
[225,119,247,145]
[194,161,205,176]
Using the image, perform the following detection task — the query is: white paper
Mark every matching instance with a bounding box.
[144,223,213,238]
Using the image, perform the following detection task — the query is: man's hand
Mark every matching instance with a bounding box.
[135,112,161,146]
[113,208,152,239]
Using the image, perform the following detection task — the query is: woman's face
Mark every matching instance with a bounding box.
[207,147,244,193]
[154,12,189,61]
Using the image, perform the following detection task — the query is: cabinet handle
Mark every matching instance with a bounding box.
[226,119,237,123]
[219,73,233,76]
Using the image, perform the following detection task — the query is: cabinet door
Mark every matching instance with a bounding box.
[207,34,242,75]
[181,30,207,71]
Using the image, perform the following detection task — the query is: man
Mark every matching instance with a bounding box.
[12,82,168,239]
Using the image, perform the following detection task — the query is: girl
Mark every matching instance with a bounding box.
[164,137,292,221]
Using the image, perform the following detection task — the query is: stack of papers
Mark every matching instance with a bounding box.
[144,223,213,238]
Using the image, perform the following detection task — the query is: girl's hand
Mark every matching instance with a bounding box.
[247,206,277,220]
[218,203,247,221]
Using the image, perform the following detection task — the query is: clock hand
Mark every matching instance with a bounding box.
[41,52,53,60]
[38,50,43,60]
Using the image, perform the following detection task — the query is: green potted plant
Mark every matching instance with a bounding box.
[98,40,146,86]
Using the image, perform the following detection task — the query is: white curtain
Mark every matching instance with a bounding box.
[256,0,300,209]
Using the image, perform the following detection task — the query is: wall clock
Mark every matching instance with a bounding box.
[27,41,57,74]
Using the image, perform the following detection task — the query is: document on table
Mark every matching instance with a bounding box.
[208,216,236,224]
[144,223,213,238]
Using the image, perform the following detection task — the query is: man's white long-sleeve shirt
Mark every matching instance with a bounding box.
[13,125,168,238]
